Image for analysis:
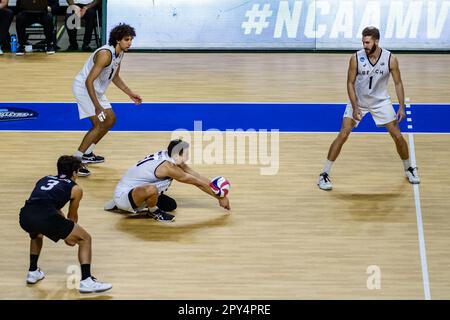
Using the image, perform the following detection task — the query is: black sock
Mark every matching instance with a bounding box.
[29,254,39,271]
[81,264,91,280]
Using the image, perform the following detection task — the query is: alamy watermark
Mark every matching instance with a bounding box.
[66,5,83,30]
[171,121,280,175]
[66,264,81,289]
[366,265,381,290]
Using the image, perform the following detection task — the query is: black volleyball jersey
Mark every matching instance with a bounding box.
[27,175,76,209]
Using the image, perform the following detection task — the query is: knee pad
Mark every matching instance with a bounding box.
[157,194,177,212]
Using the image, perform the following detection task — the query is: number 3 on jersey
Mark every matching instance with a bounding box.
[41,180,59,191]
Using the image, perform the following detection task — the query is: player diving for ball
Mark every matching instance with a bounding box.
[104,139,231,222]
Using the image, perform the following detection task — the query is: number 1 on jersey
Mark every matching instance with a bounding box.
[137,154,155,167]
[108,68,115,80]
[369,76,373,90]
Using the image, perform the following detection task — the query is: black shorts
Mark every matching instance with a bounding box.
[19,203,75,243]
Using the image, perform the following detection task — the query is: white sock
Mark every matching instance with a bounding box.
[73,150,83,160]
[403,159,411,171]
[149,206,158,213]
[322,160,334,174]
[85,143,96,155]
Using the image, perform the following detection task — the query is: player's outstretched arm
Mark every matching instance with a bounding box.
[158,162,231,210]
[112,65,142,105]
[67,185,83,223]
[161,162,215,197]
[178,163,210,185]
[178,163,231,210]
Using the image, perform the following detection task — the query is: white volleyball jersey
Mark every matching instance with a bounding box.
[74,45,123,96]
[354,48,392,108]
[116,151,175,194]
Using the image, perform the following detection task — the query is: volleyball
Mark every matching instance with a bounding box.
[209,176,230,198]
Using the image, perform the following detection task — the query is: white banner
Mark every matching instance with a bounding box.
[106,0,450,50]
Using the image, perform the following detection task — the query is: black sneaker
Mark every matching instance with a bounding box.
[78,165,91,177]
[82,152,105,164]
[16,45,25,56]
[46,45,55,55]
[66,44,79,52]
[82,46,94,52]
[148,209,175,222]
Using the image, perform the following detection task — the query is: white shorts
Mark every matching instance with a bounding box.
[72,80,112,119]
[343,103,396,127]
[113,185,145,214]
[113,181,172,213]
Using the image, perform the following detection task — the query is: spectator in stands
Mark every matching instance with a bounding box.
[0,0,14,55]
[15,0,59,55]
[65,0,101,52]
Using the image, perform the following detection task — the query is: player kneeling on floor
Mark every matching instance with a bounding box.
[104,139,231,222]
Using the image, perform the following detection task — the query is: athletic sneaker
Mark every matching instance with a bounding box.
[26,268,45,284]
[0,47,3,55]
[82,46,94,52]
[79,277,112,293]
[82,153,105,164]
[66,44,79,52]
[104,199,118,211]
[148,208,175,222]
[406,167,420,184]
[78,165,90,177]
[317,172,332,190]
[16,45,25,56]
[46,45,55,55]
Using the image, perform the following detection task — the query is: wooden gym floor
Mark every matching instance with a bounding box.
[0,52,449,299]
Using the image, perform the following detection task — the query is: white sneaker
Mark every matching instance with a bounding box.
[318,172,332,190]
[26,268,45,284]
[79,277,112,293]
[0,47,3,55]
[406,167,420,184]
[104,199,117,211]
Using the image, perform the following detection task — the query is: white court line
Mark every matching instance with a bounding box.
[408,133,431,300]
[1,101,354,105]
[2,130,450,135]
[406,98,431,299]
[3,101,450,105]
